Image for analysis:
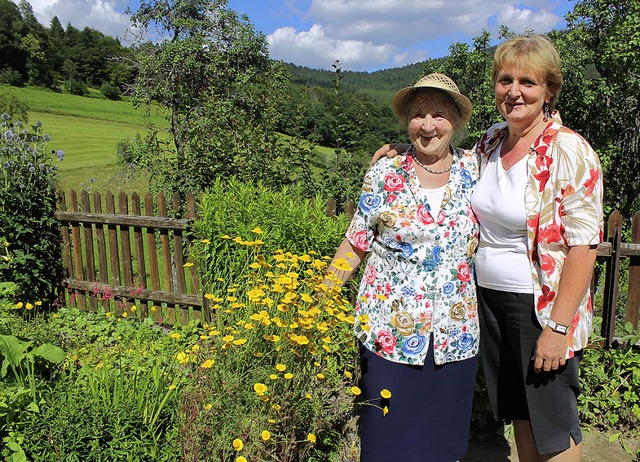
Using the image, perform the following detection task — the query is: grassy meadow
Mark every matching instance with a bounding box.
[4,85,167,194]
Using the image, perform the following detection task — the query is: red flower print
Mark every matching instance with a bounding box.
[352,230,369,250]
[539,253,556,277]
[417,204,434,225]
[375,330,397,355]
[383,173,406,192]
[401,156,412,172]
[385,194,397,204]
[457,262,472,282]
[536,285,556,311]
[437,210,446,224]
[534,169,550,191]
[365,266,377,284]
[583,169,600,196]
[538,224,563,244]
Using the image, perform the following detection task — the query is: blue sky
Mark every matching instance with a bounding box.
[21,0,575,72]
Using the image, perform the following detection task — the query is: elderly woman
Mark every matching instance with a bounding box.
[326,73,480,462]
[374,36,604,462]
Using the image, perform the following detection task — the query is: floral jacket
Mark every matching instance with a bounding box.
[346,148,480,366]
[475,118,604,356]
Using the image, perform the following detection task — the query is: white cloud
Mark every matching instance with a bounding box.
[15,0,130,40]
[270,0,564,70]
[267,24,395,71]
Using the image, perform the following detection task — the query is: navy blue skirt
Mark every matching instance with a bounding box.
[358,339,477,462]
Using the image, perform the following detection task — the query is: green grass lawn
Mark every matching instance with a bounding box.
[3,85,166,195]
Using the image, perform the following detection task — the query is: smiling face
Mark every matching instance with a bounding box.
[407,90,458,159]
[494,66,551,129]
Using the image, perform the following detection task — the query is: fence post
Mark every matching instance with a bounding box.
[625,212,640,330]
[601,210,623,348]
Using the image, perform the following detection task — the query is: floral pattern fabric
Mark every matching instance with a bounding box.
[475,118,604,356]
[346,149,480,366]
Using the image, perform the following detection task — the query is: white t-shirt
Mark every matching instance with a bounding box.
[471,142,533,293]
[417,183,446,218]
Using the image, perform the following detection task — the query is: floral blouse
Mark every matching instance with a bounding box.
[346,148,480,366]
[475,118,604,356]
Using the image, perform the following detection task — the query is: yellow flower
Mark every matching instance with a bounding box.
[176,352,189,365]
[205,403,212,410]
[233,338,247,346]
[316,373,325,380]
[35,301,42,306]
[150,306,157,312]
[200,239,211,244]
[25,303,33,310]
[332,258,352,271]
[183,262,194,267]
[14,302,23,309]
[271,404,281,411]
[121,312,128,318]
[130,305,137,312]
[236,457,247,462]
[269,374,278,380]
[284,373,293,380]
[307,433,317,444]
[261,430,271,441]
[105,311,112,317]
[350,386,361,396]
[275,364,286,372]
[380,389,392,399]
[204,293,216,300]
[301,293,314,303]
[305,393,312,399]
[168,384,177,390]
[200,359,214,369]
[383,406,389,416]
[232,438,244,451]
[222,335,234,342]
[252,227,263,234]
[253,383,268,395]
[345,371,353,379]
[170,332,181,339]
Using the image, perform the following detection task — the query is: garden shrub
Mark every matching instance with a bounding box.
[190,177,352,295]
[0,115,64,307]
[16,307,188,460]
[178,237,360,461]
[578,321,640,456]
[100,82,121,100]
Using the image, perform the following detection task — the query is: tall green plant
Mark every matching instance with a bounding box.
[0,115,63,306]
[189,178,351,295]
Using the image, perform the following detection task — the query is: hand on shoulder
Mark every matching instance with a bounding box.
[370,143,410,167]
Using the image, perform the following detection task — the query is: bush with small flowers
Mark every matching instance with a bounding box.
[179,234,360,461]
[0,114,64,307]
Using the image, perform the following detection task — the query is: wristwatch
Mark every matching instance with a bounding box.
[547,319,570,335]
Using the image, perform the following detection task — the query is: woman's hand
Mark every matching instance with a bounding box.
[533,328,568,373]
[370,143,410,166]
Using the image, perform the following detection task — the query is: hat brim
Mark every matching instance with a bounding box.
[393,87,473,126]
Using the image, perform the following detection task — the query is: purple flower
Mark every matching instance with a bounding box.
[56,150,64,161]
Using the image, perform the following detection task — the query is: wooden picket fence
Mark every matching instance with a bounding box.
[55,190,640,346]
[55,190,206,325]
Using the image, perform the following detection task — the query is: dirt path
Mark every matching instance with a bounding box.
[464,427,639,461]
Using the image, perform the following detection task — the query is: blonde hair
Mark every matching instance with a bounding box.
[492,35,564,110]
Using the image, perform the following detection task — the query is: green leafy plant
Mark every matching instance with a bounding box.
[579,320,640,457]
[0,115,63,306]
[190,178,351,297]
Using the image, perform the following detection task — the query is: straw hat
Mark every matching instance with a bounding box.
[392,73,473,125]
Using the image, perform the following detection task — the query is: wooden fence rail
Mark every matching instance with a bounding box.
[55,191,640,344]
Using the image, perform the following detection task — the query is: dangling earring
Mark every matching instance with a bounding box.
[543,102,551,122]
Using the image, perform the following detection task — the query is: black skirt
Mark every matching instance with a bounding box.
[358,339,477,462]
[477,286,583,455]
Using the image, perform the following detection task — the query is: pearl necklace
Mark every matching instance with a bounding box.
[410,146,452,175]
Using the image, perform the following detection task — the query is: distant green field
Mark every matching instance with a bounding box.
[2,85,166,194]
[2,85,337,195]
